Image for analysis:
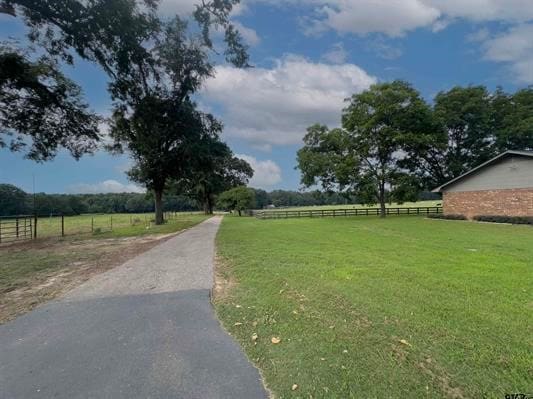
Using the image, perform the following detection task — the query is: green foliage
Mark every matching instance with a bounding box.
[0,47,100,160]
[473,215,533,225]
[0,0,160,160]
[0,184,29,215]
[217,186,255,215]
[108,9,248,224]
[427,214,467,220]
[298,81,434,216]
[405,86,533,188]
[172,136,253,214]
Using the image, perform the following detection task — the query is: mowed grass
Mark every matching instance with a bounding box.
[263,200,440,212]
[215,216,532,398]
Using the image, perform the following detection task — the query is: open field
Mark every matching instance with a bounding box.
[0,214,210,322]
[264,200,441,212]
[0,212,205,242]
[214,216,532,398]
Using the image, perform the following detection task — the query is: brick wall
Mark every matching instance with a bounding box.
[443,188,533,219]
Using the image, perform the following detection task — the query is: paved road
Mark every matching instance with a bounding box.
[0,217,268,399]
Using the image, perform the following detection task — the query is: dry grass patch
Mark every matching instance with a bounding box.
[0,234,174,323]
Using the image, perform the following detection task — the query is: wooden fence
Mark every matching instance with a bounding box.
[255,206,443,220]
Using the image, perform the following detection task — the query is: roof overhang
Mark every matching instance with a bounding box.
[432,150,533,193]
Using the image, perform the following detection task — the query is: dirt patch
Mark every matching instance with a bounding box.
[0,233,176,324]
[211,254,237,301]
[417,356,465,399]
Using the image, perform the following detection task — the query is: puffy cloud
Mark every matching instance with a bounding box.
[236,154,282,187]
[322,42,348,64]
[202,55,376,148]
[482,24,533,83]
[68,180,145,194]
[317,0,440,37]
[253,0,533,36]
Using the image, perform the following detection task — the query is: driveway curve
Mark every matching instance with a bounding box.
[0,216,268,399]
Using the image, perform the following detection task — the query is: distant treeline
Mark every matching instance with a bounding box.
[0,184,197,216]
[0,184,440,216]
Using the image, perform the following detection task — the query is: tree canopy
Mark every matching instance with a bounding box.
[173,135,253,214]
[298,82,533,211]
[298,81,434,217]
[217,186,256,216]
[1,0,248,162]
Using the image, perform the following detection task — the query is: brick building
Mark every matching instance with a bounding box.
[433,150,533,219]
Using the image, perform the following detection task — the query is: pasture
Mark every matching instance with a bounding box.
[0,212,205,242]
[215,215,532,398]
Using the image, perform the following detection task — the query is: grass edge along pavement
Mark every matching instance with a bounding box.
[213,215,532,399]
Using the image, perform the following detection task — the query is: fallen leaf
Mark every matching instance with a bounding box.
[251,333,258,342]
[399,339,412,347]
[342,349,348,354]
[271,337,281,344]
[234,322,243,326]
[291,384,298,391]
[235,305,242,308]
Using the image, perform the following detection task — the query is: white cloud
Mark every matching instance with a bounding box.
[425,0,533,23]
[318,0,440,37]
[236,154,282,187]
[253,0,533,37]
[322,42,348,64]
[482,24,533,83]
[202,55,376,148]
[68,180,145,194]
[232,21,261,46]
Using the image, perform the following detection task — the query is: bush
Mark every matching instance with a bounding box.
[427,214,467,220]
[473,215,533,225]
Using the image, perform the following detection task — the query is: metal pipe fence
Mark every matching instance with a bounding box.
[0,212,197,244]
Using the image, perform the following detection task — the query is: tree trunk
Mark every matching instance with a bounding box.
[379,182,386,218]
[154,189,164,225]
[207,196,214,215]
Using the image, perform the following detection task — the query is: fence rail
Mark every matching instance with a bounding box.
[255,206,443,220]
[0,215,34,243]
[0,212,198,245]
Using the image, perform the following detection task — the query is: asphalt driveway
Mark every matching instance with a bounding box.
[0,216,268,399]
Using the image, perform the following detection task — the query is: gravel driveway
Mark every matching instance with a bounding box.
[0,216,268,399]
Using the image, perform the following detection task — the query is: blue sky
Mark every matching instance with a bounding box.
[2,0,532,194]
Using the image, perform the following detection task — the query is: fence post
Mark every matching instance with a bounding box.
[0,220,2,243]
[61,214,65,237]
[34,215,38,239]
[110,216,113,231]
[91,217,94,233]
[16,217,19,238]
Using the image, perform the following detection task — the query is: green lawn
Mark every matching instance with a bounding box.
[215,216,532,398]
